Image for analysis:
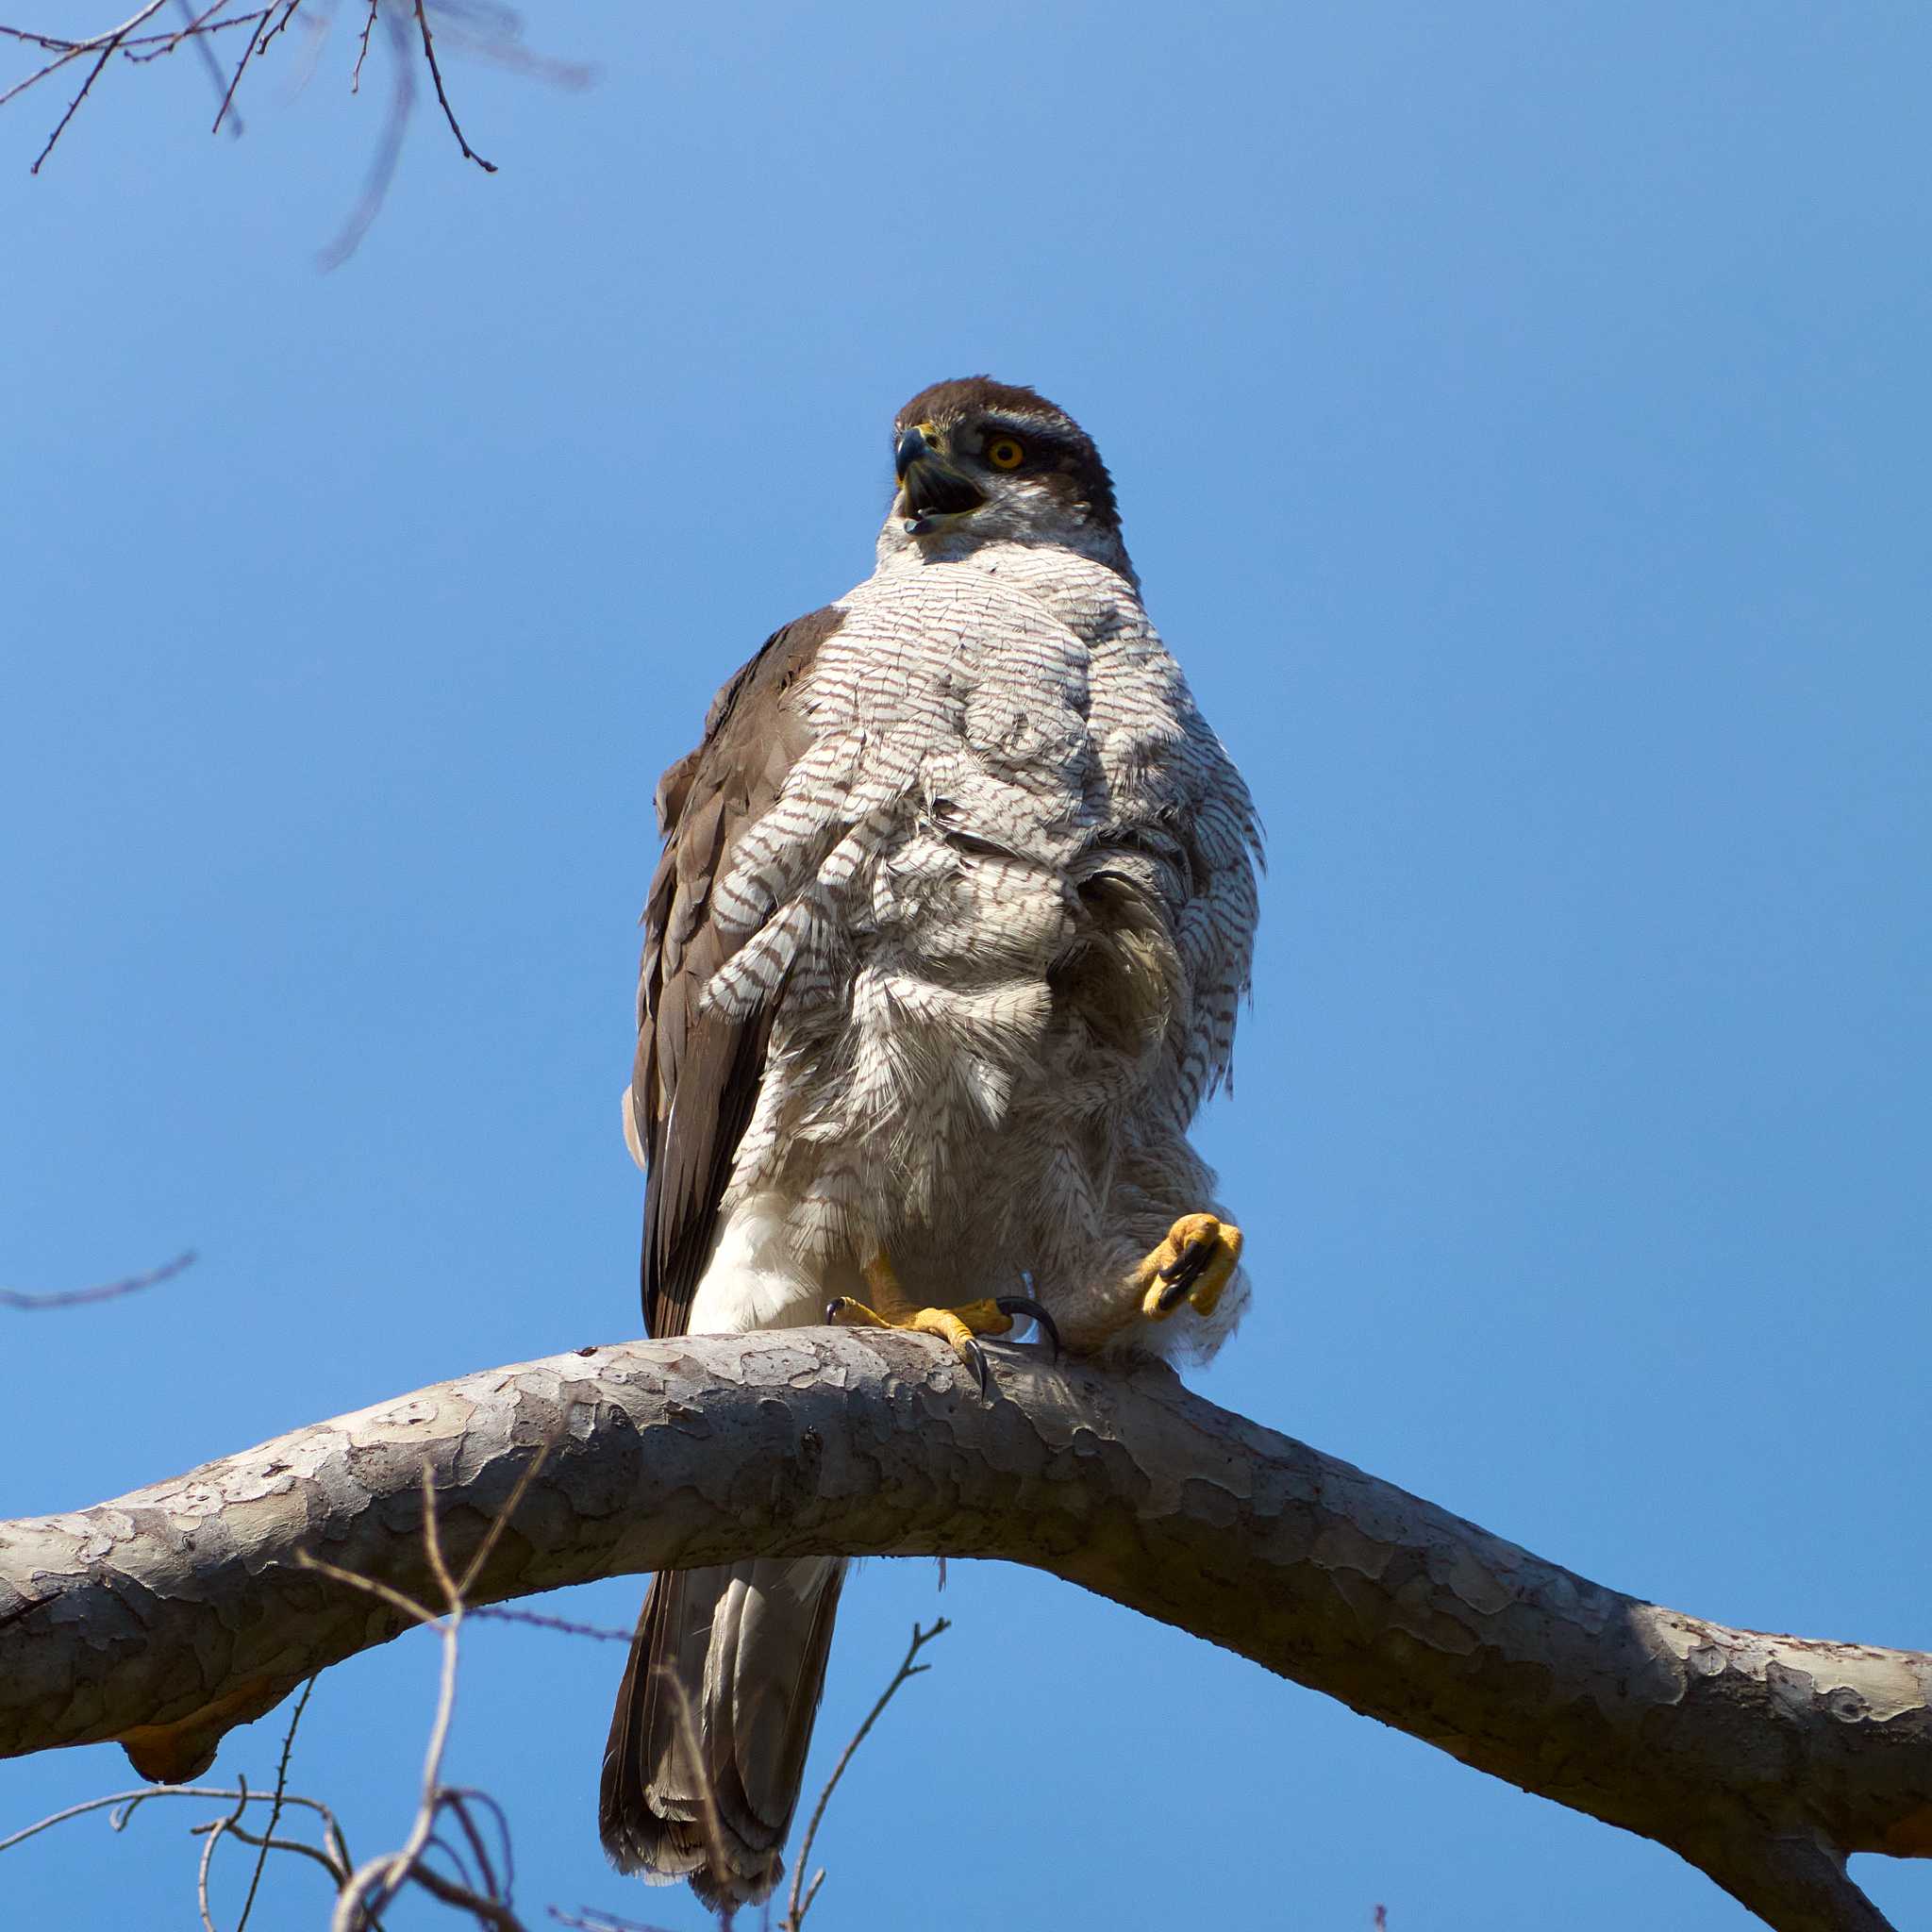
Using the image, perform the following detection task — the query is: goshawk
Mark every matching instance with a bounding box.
[600,377,1261,1904]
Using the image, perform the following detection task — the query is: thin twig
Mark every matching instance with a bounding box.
[254,0,298,53]
[315,1424,566,1930]
[208,0,268,131]
[296,1549,442,1630]
[327,1470,465,1929]
[0,1785,346,1857]
[219,1814,350,1889]
[167,0,242,128]
[471,1605,635,1643]
[547,1907,678,1932]
[192,1776,250,1931]
[6,0,591,264]
[409,0,490,169]
[0,0,172,165]
[405,1857,529,1929]
[235,1674,317,1931]
[1,1247,196,1311]
[349,0,376,87]
[441,1787,515,1899]
[782,1618,950,1932]
[317,5,411,268]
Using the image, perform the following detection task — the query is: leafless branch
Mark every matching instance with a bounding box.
[408,0,486,168]
[471,1606,636,1643]
[192,1776,253,1930]
[0,1779,360,1931]
[782,1617,950,1932]
[208,0,285,134]
[2,1423,572,1929]
[315,2,409,268]
[1,1332,1925,1932]
[0,1783,347,1860]
[347,0,373,85]
[235,1675,318,1931]
[548,1907,677,1932]
[170,0,245,133]
[0,1247,196,1311]
[313,1414,571,1932]
[3,1,591,258]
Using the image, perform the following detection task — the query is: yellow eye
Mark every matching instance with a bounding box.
[987,436,1025,471]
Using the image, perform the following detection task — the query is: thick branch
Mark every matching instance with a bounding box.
[2,1331,1926,1931]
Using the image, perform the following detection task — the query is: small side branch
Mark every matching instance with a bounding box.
[408,0,489,170]
[783,1617,949,1931]
[2,0,590,228]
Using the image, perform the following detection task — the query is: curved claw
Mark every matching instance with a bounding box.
[1154,1242,1210,1314]
[1154,1273,1194,1317]
[824,1299,844,1325]
[994,1295,1061,1360]
[961,1338,991,1400]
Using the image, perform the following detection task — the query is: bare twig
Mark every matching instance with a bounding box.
[235,1675,317,1931]
[406,1856,527,1929]
[255,0,298,52]
[1,1777,360,1931]
[1,1247,196,1311]
[1,1423,566,1929]
[408,0,487,168]
[0,1785,350,1859]
[548,1907,677,1932]
[348,0,375,86]
[2,0,587,244]
[782,1618,950,1932]
[470,1605,636,1643]
[314,1417,569,1931]
[192,1776,251,1930]
[172,0,245,132]
[315,3,410,268]
[208,0,281,132]
[323,1468,476,1930]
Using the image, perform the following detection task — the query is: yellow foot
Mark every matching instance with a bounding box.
[826,1258,1060,1396]
[1137,1213,1243,1323]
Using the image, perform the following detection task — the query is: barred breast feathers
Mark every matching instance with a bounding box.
[694,543,1259,1206]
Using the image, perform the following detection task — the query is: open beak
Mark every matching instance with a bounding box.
[894,425,986,530]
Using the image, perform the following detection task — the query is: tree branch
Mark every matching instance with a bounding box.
[1,1330,1926,1931]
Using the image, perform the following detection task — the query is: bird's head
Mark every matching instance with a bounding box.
[879,377,1131,577]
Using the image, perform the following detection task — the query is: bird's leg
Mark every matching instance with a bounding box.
[826,1254,1059,1396]
[1131,1212,1243,1322]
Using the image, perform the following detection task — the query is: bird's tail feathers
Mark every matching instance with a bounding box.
[599,1556,846,1908]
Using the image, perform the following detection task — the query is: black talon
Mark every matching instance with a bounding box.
[824,1299,844,1325]
[1155,1239,1209,1314]
[994,1295,1061,1360]
[962,1339,991,1399]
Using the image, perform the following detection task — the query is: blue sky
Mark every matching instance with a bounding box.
[4,3,1929,1926]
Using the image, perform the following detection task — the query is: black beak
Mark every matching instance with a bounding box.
[894,426,929,480]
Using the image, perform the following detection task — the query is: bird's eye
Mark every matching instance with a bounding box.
[986,436,1025,471]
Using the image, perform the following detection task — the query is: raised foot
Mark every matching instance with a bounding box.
[1138,1213,1243,1322]
[825,1294,1061,1396]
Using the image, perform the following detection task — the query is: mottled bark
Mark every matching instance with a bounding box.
[1,1331,1925,1932]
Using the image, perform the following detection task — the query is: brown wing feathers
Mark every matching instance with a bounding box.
[603,608,845,1904]
[631,608,841,1340]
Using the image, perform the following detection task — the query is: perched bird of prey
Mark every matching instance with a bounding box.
[600,377,1261,1905]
